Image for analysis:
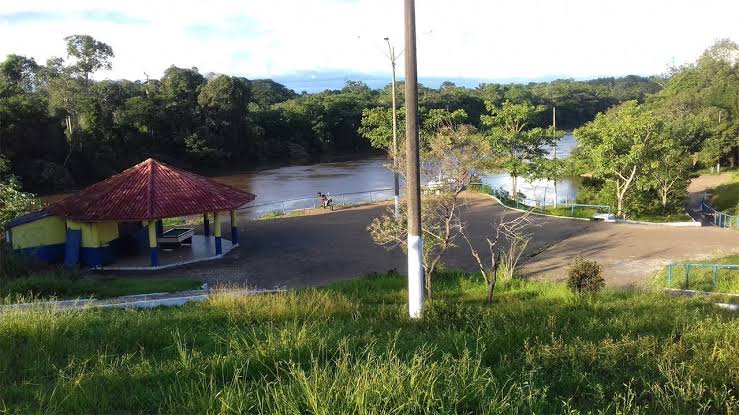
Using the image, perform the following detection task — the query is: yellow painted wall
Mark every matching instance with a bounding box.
[96,222,119,244]
[11,216,67,249]
[67,221,119,248]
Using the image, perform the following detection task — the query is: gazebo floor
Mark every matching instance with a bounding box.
[100,235,235,271]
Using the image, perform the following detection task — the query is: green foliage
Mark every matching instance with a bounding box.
[249,79,297,108]
[481,101,559,197]
[1,273,738,413]
[63,34,114,82]
[1,32,670,194]
[575,101,673,217]
[359,106,404,151]
[649,39,739,170]
[566,256,605,296]
[0,158,42,230]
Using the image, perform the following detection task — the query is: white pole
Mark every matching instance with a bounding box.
[408,234,424,318]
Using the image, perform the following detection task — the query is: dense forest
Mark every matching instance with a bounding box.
[0,34,662,193]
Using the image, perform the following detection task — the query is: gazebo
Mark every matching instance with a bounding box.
[5,158,255,269]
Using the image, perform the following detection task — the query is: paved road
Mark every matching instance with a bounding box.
[105,194,739,289]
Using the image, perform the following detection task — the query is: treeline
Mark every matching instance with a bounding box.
[0,34,661,193]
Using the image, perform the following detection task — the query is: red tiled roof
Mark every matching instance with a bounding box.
[47,159,256,221]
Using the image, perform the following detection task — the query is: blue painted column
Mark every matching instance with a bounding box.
[64,223,82,270]
[203,213,210,237]
[230,210,239,246]
[214,212,222,255]
[156,219,164,236]
[148,220,159,267]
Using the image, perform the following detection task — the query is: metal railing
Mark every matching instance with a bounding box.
[666,263,739,290]
[714,211,739,229]
[470,182,611,218]
[238,188,398,219]
[700,194,738,229]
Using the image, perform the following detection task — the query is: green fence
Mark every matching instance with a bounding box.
[469,182,611,219]
[665,263,739,292]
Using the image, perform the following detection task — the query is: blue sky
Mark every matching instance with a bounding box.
[1,0,738,92]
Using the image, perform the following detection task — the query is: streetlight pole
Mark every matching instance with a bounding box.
[404,0,423,318]
[552,106,558,208]
[384,37,401,219]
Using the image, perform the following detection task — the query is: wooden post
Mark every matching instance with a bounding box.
[214,212,222,255]
[230,210,239,246]
[148,220,159,267]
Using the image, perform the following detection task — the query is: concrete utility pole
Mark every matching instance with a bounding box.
[552,107,558,208]
[404,0,423,318]
[384,37,401,219]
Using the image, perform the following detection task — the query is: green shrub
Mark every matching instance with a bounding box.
[0,164,43,231]
[566,256,605,296]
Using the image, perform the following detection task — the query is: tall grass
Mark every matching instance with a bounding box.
[1,273,737,413]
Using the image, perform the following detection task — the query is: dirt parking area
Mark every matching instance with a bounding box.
[105,193,739,289]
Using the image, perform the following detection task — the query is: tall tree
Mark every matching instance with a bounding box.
[574,101,661,217]
[644,136,692,210]
[650,39,739,170]
[195,75,251,161]
[481,101,555,201]
[63,35,114,83]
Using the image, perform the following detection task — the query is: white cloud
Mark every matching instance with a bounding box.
[1,0,738,84]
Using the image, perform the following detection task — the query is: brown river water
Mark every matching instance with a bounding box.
[43,133,579,217]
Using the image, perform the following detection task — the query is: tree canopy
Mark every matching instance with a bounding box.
[0,33,707,198]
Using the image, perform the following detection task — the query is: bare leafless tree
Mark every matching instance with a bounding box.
[459,212,533,304]
[368,121,489,299]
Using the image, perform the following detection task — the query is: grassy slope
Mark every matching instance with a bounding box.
[1,273,737,414]
[712,172,739,214]
[653,255,739,294]
[0,276,202,302]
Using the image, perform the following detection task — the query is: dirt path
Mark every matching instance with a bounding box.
[105,193,739,289]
